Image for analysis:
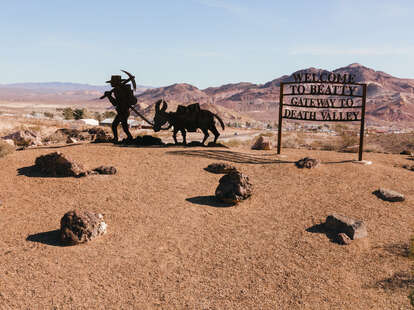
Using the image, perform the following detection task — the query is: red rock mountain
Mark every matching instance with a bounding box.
[136,64,414,127]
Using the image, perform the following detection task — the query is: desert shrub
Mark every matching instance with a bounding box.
[102,111,116,119]
[281,133,306,149]
[73,108,89,120]
[364,143,385,153]
[62,108,74,120]
[259,132,274,137]
[310,140,337,151]
[0,140,15,158]
[93,112,103,121]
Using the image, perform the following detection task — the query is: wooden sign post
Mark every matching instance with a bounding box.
[277,73,367,161]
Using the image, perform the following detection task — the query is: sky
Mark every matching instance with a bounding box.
[0,0,413,89]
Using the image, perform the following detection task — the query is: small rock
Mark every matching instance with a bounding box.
[400,150,413,156]
[251,136,272,150]
[402,165,414,171]
[215,171,252,204]
[89,127,112,143]
[35,152,87,177]
[374,188,405,202]
[93,166,117,175]
[204,163,238,174]
[325,214,367,240]
[296,157,320,169]
[60,210,107,244]
[337,233,352,245]
[2,139,15,147]
[66,136,78,144]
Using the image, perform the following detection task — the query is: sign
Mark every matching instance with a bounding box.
[277,73,367,160]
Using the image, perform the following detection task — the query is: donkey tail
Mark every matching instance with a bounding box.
[214,113,225,130]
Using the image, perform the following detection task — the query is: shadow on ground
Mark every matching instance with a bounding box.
[368,271,414,291]
[306,223,341,244]
[168,149,294,164]
[26,229,69,247]
[186,195,234,208]
[17,165,51,178]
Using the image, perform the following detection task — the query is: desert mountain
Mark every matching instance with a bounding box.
[0,82,150,103]
[136,64,414,126]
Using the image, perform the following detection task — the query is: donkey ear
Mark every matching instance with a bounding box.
[155,99,161,112]
[161,99,167,112]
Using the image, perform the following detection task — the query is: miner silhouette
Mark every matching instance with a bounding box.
[101,70,137,142]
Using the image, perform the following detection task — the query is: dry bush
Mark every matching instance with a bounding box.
[0,140,15,158]
[222,138,253,148]
[281,133,303,149]
[309,140,337,151]
[367,133,414,154]
[364,143,385,153]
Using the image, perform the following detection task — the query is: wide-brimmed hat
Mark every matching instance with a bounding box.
[106,75,125,84]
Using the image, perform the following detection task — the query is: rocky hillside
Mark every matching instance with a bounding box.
[136,64,414,127]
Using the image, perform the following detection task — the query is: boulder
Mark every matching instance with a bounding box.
[215,171,252,204]
[374,188,405,202]
[337,233,352,245]
[60,210,107,244]
[325,214,367,240]
[2,130,42,147]
[296,157,321,169]
[93,166,117,175]
[35,152,86,177]
[204,162,238,174]
[251,136,272,150]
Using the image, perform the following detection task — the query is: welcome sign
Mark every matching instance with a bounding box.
[277,73,367,160]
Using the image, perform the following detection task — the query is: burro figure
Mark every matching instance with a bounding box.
[101,70,137,142]
[153,99,225,145]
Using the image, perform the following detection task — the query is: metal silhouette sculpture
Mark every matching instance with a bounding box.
[100,70,137,142]
[153,99,225,145]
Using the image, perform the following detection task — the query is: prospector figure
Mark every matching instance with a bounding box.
[101,70,137,142]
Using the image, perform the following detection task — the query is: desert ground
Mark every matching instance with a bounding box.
[0,139,413,309]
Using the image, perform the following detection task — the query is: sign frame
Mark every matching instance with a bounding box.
[277,79,367,161]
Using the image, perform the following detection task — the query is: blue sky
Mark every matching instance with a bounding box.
[0,0,413,88]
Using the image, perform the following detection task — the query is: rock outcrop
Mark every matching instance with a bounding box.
[3,130,42,147]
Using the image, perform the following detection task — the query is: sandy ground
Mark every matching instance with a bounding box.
[0,143,413,309]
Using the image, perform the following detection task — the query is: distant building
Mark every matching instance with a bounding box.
[78,119,99,126]
[99,118,142,128]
